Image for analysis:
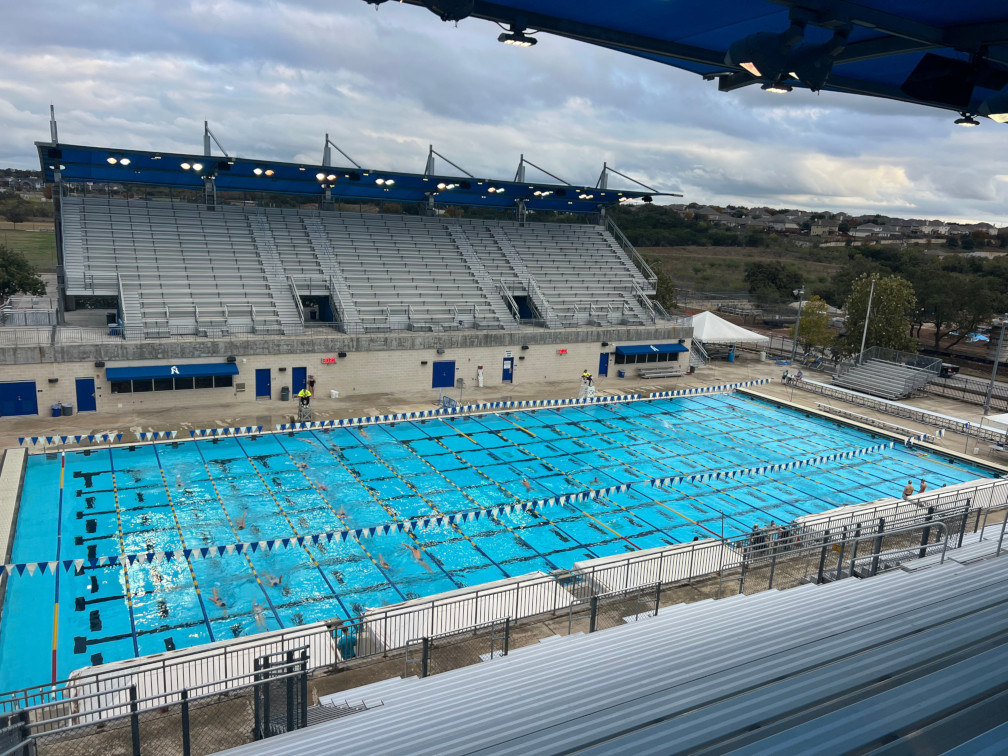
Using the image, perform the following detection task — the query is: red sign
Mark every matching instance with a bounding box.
[322,358,336,364]
[558,348,567,355]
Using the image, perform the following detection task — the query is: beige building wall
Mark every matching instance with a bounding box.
[0,329,691,418]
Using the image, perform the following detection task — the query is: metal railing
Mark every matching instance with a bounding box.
[287,275,304,326]
[926,374,1008,413]
[605,216,656,289]
[0,651,313,756]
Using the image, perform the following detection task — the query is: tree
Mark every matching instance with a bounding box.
[791,295,834,356]
[2,204,27,229]
[912,266,993,349]
[837,273,917,357]
[837,221,850,234]
[0,243,46,301]
[653,261,678,312]
[743,261,803,303]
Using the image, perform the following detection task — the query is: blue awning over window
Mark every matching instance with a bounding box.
[106,363,239,381]
[615,343,689,356]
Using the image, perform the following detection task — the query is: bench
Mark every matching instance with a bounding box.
[638,367,686,379]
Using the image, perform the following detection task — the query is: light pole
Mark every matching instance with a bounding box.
[789,287,805,365]
[983,314,1008,415]
[858,278,876,365]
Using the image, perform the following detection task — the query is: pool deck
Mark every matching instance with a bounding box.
[0,359,1000,455]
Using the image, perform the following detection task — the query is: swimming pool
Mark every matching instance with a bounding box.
[0,392,992,691]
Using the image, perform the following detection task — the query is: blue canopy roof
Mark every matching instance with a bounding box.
[374,1,1008,121]
[615,343,689,356]
[36,143,661,213]
[106,363,239,381]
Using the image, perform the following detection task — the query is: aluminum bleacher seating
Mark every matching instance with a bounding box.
[227,549,1008,755]
[61,197,667,337]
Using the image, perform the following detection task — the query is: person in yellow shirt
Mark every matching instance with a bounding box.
[298,387,312,406]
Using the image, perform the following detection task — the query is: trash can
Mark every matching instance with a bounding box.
[689,365,696,374]
[51,403,61,418]
[61,402,73,416]
[280,386,290,401]
[330,389,339,399]
[617,369,626,378]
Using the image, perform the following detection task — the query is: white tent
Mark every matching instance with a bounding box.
[689,311,770,345]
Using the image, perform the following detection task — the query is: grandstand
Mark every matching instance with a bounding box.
[60,196,660,339]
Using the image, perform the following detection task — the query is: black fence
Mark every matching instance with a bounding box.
[0,651,311,756]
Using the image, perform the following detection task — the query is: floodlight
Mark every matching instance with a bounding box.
[498,31,537,47]
[955,112,980,127]
[120,157,130,166]
[446,183,456,190]
[192,162,204,171]
[437,182,446,190]
[978,90,1008,123]
[181,162,191,170]
[642,196,653,203]
[264,169,274,177]
[316,172,327,181]
[106,156,117,164]
[253,167,264,175]
[761,80,793,94]
[327,174,337,182]
[488,187,496,193]
[726,22,805,80]
[533,190,542,196]
[376,178,385,185]
[385,179,394,186]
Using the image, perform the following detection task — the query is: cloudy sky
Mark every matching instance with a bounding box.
[3,0,1007,223]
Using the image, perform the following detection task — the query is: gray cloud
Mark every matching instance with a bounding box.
[0,1,1005,224]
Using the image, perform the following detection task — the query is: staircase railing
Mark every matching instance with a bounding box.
[329,276,364,335]
[527,276,559,328]
[287,275,305,326]
[605,216,657,289]
[691,340,709,366]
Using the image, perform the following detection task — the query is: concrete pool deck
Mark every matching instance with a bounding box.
[0,358,1002,456]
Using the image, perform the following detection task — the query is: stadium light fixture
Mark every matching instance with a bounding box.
[437,182,446,190]
[787,28,850,92]
[107,156,117,164]
[120,157,130,166]
[978,90,1008,123]
[316,172,327,181]
[955,112,980,127]
[265,169,274,176]
[180,162,191,170]
[499,30,537,47]
[762,79,793,94]
[253,167,264,175]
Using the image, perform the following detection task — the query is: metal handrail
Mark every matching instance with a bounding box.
[287,275,304,325]
[605,216,656,287]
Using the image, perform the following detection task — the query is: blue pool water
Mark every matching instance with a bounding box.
[0,393,993,690]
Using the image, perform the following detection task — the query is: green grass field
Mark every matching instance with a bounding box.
[0,229,57,272]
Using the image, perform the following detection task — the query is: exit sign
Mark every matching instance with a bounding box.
[558,348,567,355]
[322,357,336,364]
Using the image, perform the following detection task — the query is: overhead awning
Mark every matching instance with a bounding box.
[106,363,239,381]
[615,343,689,356]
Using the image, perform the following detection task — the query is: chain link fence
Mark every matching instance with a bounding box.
[404,619,511,679]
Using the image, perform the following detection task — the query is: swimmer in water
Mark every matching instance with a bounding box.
[318,483,328,492]
[402,543,434,573]
[210,587,227,609]
[590,476,602,486]
[262,573,282,587]
[252,599,266,630]
[176,474,183,489]
[378,554,391,570]
[337,505,347,519]
[235,511,247,530]
[522,478,532,492]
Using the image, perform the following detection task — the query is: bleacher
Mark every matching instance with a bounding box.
[833,357,937,400]
[221,542,1008,755]
[61,197,661,338]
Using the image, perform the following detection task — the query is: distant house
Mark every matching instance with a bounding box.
[810,221,839,236]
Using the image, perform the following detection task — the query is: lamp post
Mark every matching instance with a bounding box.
[983,314,1008,415]
[789,287,805,365]
[858,278,876,365]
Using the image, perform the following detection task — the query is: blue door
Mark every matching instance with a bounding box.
[432,361,455,389]
[75,378,97,412]
[292,367,307,394]
[0,381,38,416]
[255,369,271,399]
[502,357,513,383]
[598,352,609,377]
